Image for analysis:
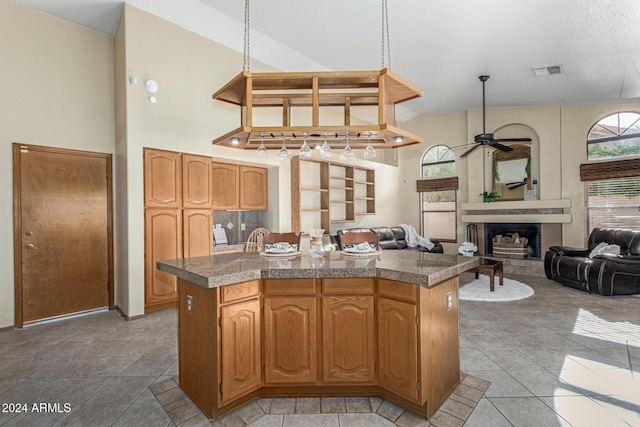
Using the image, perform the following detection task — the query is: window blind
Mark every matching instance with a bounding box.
[416,177,459,192]
[580,157,640,181]
[587,176,640,230]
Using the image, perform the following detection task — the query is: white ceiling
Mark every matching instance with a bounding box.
[16,0,640,118]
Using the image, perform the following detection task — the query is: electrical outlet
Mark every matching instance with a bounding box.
[187,295,194,313]
[241,223,246,231]
[446,292,454,310]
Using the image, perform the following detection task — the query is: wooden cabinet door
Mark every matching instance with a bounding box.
[144,149,181,208]
[377,297,418,402]
[183,154,212,208]
[264,296,317,384]
[144,209,182,306]
[322,296,375,383]
[220,298,261,405]
[211,162,239,210]
[183,210,212,258]
[239,166,268,210]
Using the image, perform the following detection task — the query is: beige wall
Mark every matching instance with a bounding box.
[0,1,115,328]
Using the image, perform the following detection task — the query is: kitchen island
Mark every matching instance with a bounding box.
[157,250,478,420]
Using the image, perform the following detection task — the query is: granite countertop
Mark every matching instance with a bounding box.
[157,250,479,289]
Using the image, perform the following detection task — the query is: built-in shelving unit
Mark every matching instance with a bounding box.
[291,156,375,234]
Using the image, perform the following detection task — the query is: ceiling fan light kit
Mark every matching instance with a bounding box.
[211,0,423,159]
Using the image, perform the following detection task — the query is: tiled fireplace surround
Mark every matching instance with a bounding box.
[465,204,567,276]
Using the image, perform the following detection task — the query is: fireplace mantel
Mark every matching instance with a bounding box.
[461,199,572,223]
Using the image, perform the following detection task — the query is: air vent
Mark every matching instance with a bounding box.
[532,65,562,76]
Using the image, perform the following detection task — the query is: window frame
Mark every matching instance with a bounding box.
[586,112,640,162]
[418,145,457,242]
[583,113,640,232]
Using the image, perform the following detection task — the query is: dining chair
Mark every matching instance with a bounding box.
[264,232,302,251]
[245,227,270,252]
[339,231,379,250]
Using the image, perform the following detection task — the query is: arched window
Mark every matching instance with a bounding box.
[584,112,640,231]
[421,144,455,177]
[587,112,640,161]
[418,145,457,242]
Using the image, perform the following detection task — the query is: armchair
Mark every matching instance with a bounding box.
[544,228,640,295]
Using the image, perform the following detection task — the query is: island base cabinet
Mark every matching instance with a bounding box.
[178,280,217,419]
[377,277,460,417]
[322,296,375,383]
[377,297,419,402]
[220,299,261,405]
[175,276,460,421]
[178,279,262,420]
[263,296,318,384]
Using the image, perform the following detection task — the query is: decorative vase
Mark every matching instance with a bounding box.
[308,229,325,257]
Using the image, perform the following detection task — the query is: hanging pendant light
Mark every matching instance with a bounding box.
[256,133,268,159]
[276,133,291,160]
[299,132,312,160]
[364,131,376,159]
[339,132,355,160]
[320,132,332,159]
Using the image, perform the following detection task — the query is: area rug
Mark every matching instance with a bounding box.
[460,276,534,302]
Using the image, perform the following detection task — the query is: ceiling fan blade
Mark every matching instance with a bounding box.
[451,144,475,151]
[459,144,481,158]
[508,182,527,190]
[490,142,514,152]
[494,138,532,142]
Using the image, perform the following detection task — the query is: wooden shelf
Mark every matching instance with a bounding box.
[302,208,329,213]
[301,187,329,192]
[292,156,374,233]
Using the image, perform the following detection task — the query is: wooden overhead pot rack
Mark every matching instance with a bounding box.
[211,69,424,149]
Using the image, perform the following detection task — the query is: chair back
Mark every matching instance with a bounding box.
[339,231,378,251]
[245,227,270,252]
[264,232,302,251]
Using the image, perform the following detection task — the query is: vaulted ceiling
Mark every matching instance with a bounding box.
[16,0,640,118]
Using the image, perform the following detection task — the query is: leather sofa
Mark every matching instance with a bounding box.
[544,227,640,295]
[334,226,444,253]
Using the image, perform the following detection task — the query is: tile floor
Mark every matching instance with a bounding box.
[0,272,638,426]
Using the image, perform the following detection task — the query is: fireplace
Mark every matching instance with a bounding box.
[485,223,541,258]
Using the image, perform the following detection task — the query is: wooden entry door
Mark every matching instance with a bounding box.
[13,144,113,327]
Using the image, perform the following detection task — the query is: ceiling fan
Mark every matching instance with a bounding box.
[458,75,532,158]
[506,177,528,190]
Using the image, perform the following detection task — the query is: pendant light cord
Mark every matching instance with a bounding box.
[243,0,251,71]
[381,0,391,70]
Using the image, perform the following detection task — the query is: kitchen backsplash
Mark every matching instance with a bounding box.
[213,210,261,246]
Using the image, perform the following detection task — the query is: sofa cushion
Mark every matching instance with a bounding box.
[369,227,396,248]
